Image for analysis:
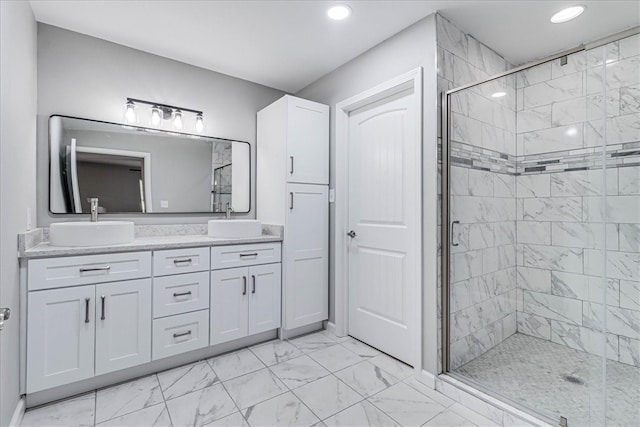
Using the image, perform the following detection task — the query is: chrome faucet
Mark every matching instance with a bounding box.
[225,202,233,220]
[90,198,99,222]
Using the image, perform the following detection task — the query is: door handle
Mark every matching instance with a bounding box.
[242,276,247,295]
[290,156,294,174]
[251,275,256,294]
[289,192,294,210]
[84,298,90,323]
[347,230,357,238]
[451,221,460,247]
[100,295,106,320]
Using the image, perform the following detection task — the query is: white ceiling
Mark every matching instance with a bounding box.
[30,1,640,93]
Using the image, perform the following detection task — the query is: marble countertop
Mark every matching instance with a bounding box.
[20,230,283,259]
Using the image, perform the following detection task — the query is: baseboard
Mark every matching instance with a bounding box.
[324,321,341,336]
[9,396,25,427]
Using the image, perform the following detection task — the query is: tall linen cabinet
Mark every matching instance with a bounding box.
[257,95,329,334]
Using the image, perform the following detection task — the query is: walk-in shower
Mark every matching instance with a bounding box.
[441,27,640,426]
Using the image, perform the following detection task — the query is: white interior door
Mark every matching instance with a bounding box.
[347,87,420,366]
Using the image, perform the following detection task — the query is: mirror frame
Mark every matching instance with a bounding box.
[48,114,252,215]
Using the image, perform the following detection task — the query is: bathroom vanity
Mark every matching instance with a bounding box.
[19,232,283,405]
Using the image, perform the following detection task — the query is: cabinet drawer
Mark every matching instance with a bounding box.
[211,243,281,269]
[152,310,209,360]
[28,252,152,291]
[153,272,209,318]
[153,247,210,277]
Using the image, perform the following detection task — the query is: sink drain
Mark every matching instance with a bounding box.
[563,374,584,385]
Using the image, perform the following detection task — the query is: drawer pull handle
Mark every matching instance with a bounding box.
[100,295,106,320]
[252,275,256,294]
[173,258,193,265]
[84,298,90,323]
[79,265,111,273]
[239,253,258,258]
[173,291,192,297]
[173,330,192,339]
[242,276,247,295]
[290,156,294,174]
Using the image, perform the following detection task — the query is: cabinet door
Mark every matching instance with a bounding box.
[286,97,329,185]
[95,279,152,375]
[27,285,95,392]
[248,263,282,335]
[210,267,249,345]
[285,184,329,329]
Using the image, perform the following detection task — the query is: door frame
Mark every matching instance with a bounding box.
[334,67,423,371]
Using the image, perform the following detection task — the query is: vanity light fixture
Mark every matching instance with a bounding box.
[150,105,162,126]
[173,110,183,131]
[124,100,137,123]
[491,91,507,98]
[327,4,351,20]
[124,98,204,133]
[550,5,585,23]
[195,112,204,133]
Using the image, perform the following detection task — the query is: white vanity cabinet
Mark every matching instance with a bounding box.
[257,95,329,333]
[210,243,281,345]
[26,252,152,393]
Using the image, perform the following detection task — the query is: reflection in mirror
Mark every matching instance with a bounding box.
[49,115,250,214]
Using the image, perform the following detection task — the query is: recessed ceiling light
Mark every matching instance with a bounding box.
[328,4,351,20]
[550,6,585,23]
[491,91,506,98]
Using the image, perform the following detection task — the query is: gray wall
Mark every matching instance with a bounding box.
[37,23,285,226]
[296,14,440,375]
[0,1,38,424]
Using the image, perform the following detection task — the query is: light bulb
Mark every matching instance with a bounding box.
[491,92,506,98]
[173,110,183,130]
[195,113,204,133]
[124,100,136,123]
[150,106,161,126]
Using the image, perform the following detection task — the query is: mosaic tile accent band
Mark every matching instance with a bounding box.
[449,140,640,175]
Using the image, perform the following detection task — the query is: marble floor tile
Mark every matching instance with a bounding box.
[21,392,95,427]
[223,368,288,410]
[319,330,351,343]
[96,375,164,424]
[334,361,400,398]
[339,338,382,358]
[290,332,337,353]
[165,383,236,427]
[242,391,319,427]
[403,377,455,408]
[368,354,414,380]
[308,344,366,372]
[423,409,478,426]
[323,400,399,427]
[292,375,363,420]
[448,403,501,427]
[208,348,265,381]
[367,382,446,427]
[204,411,249,426]
[157,361,219,400]
[95,403,171,427]
[269,354,331,389]
[249,340,304,366]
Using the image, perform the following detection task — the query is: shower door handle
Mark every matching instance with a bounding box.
[451,221,460,247]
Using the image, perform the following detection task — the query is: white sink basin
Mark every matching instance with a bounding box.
[49,221,135,247]
[208,220,262,238]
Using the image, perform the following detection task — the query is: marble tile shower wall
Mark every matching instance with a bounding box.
[514,35,640,368]
[436,14,518,370]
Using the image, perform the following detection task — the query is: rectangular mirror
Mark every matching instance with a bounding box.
[49,115,250,214]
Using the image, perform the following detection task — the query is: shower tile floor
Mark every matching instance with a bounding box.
[21,331,500,427]
[455,333,640,427]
